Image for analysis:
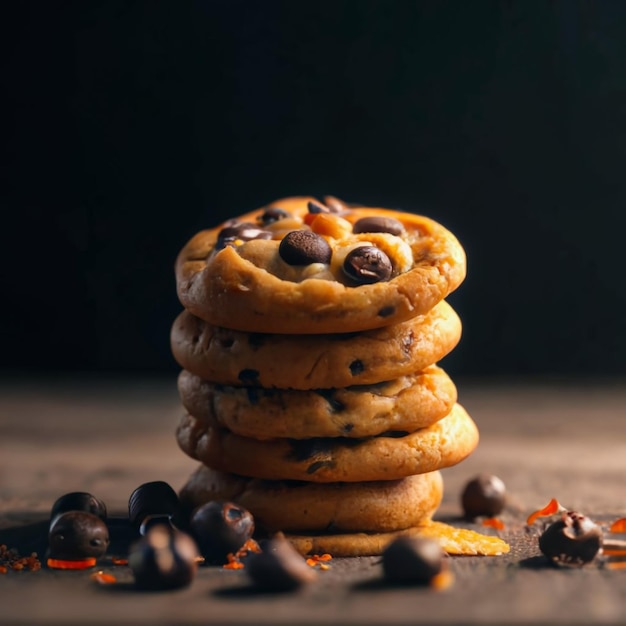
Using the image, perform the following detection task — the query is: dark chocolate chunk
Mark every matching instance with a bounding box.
[306,460,336,474]
[377,305,396,318]
[539,511,603,567]
[314,389,346,412]
[258,207,291,225]
[246,387,260,404]
[382,536,446,585]
[461,473,506,519]
[279,230,332,265]
[238,369,260,385]
[353,216,404,236]
[246,535,317,591]
[48,511,110,560]
[306,200,329,214]
[287,438,333,462]
[128,481,180,534]
[342,246,392,284]
[189,501,254,565]
[129,525,199,590]
[323,195,351,213]
[349,360,365,376]
[342,423,354,434]
[216,221,272,250]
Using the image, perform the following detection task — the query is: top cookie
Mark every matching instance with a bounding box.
[175,196,466,334]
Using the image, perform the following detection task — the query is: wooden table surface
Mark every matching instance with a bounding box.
[1,376,626,625]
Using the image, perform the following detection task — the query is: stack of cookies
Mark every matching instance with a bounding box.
[171,196,502,557]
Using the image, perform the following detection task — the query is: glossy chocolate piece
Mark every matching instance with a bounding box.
[128,481,180,534]
[246,536,317,591]
[48,511,110,560]
[189,501,254,565]
[461,473,506,519]
[539,511,603,567]
[352,216,404,236]
[279,230,332,265]
[382,536,445,585]
[342,245,392,284]
[129,525,199,590]
[216,221,272,250]
[258,207,291,225]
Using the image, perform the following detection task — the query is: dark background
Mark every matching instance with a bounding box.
[3,0,626,379]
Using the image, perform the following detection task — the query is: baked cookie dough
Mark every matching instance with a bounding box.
[171,299,461,390]
[175,196,466,334]
[178,466,443,533]
[177,365,457,440]
[285,521,510,557]
[176,403,479,483]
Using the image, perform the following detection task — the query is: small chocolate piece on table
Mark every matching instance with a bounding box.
[382,536,446,585]
[128,480,180,535]
[539,511,603,567]
[461,473,506,519]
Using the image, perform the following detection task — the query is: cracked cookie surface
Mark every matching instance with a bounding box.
[175,196,466,334]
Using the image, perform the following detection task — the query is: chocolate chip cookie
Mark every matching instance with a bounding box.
[176,403,479,483]
[178,466,443,533]
[175,196,466,334]
[171,299,461,390]
[177,365,456,440]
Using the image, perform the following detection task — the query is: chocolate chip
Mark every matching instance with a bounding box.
[50,492,107,524]
[258,207,291,225]
[539,511,603,567]
[382,536,446,585]
[342,423,354,434]
[189,501,255,565]
[128,481,180,534]
[216,221,272,250]
[246,387,260,404]
[279,230,332,265]
[306,200,329,214]
[246,535,317,591]
[377,305,395,318]
[461,474,506,519]
[287,438,333,462]
[306,460,336,474]
[323,195,351,213]
[48,511,110,560]
[314,389,346,412]
[349,360,365,376]
[342,246,392,284]
[353,216,404,236]
[238,369,260,385]
[129,525,199,590]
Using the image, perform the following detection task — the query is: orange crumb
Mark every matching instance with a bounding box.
[91,571,117,584]
[527,498,562,526]
[111,557,128,566]
[603,548,626,557]
[306,558,317,567]
[482,517,505,530]
[0,566,7,574]
[605,561,626,570]
[609,518,626,533]
[319,563,331,571]
[47,557,96,570]
[223,561,244,570]
[431,569,455,591]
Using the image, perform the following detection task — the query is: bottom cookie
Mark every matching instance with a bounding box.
[285,521,511,557]
[179,465,443,533]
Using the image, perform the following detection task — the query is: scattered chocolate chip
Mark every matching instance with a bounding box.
[246,535,317,591]
[238,369,260,385]
[129,525,199,590]
[382,536,446,585]
[128,481,180,535]
[539,511,603,567]
[216,221,272,250]
[352,216,404,236]
[279,230,332,265]
[48,511,110,560]
[349,360,365,376]
[342,246,392,284]
[50,492,107,523]
[189,501,255,565]
[461,474,507,519]
[258,207,291,225]
[377,305,396,318]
